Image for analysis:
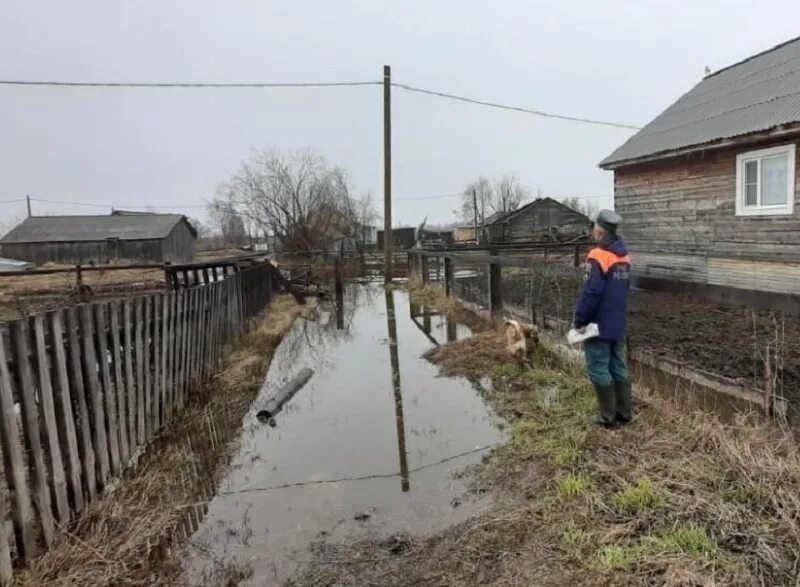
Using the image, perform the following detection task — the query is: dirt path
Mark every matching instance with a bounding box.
[293,285,800,586]
[11,295,313,587]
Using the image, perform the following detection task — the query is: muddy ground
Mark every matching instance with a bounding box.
[293,284,800,586]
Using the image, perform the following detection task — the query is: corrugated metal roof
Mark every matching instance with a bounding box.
[600,36,800,168]
[0,214,195,243]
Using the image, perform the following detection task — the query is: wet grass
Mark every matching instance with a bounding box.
[293,283,800,586]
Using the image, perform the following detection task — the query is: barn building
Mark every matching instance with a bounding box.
[601,36,800,299]
[480,198,591,243]
[0,212,197,266]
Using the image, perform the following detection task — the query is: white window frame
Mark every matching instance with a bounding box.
[735,143,796,216]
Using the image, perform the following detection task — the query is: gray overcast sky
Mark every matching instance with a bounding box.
[1,1,799,229]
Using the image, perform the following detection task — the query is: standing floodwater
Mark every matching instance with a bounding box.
[182,282,503,584]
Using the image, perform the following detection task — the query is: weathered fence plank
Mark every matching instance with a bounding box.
[66,307,96,500]
[143,296,152,441]
[0,327,37,560]
[166,292,176,420]
[109,304,129,465]
[11,319,56,546]
[174,290,185,409]
[161,293,171,424]
[33,315,70,525]
[0,495,12,584]
[80,305,110,486]
[122,301,136,457]
[50,310,84,513]
[134,298,145,445]
[94,305,121,476]
[152,295,161,433]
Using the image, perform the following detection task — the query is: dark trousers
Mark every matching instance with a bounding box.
[584,339,629,386]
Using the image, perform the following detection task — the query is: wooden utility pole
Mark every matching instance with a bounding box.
[472,188,478,243]
[26,195,31,218]
[383,65,392,283]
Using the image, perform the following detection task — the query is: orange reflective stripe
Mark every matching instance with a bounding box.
[587,248,631,274]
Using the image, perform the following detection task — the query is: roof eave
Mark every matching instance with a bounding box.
[600,123,800,170]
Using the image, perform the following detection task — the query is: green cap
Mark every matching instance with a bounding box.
[596,209,622,233]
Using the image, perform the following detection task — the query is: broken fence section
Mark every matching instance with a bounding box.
[0,262,276,582]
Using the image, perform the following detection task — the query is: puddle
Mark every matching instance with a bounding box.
[182,282,504,585]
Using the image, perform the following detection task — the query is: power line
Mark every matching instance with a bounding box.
[0,80,382,89]
[396,193,614,202]
[31,197,206,209]
[0,75,641,130]
[392,83,642,130]
[0,198,26,205]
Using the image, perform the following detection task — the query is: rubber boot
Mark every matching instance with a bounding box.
[592,382,617,428]
[614,379,633,424]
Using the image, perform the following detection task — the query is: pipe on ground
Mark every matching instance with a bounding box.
[256,368,314,424]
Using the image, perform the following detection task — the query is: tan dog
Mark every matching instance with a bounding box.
[504,319,539,361]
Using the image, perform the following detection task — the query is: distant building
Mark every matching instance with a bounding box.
[0,213,197,265]
[454,226,477,242]
[377,227,416,250]
[480,198,591,243]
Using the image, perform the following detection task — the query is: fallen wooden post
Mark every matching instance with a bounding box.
[256,368,314,423]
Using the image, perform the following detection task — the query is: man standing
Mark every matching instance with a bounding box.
[574,210,632,427]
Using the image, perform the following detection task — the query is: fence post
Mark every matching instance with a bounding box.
[488,255,503,315]
[334,257,344,303]
[444,256,454,297]
[420,254,430,285]
[573,244,581,268]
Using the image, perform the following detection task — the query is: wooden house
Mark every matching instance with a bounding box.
[480,198,591,243]
[600,37,800,299]
[0,212,197,265]
[454,226,477,242]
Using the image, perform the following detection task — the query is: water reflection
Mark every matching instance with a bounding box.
[182,282,503,585]
[384,289,410,492]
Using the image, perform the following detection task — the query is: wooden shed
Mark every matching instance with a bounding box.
[480,198,591,243]
[600,36,800,298]
[0,212,197,265]
[377,227,417,250]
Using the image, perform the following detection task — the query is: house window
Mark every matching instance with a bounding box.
[735,144,796,216]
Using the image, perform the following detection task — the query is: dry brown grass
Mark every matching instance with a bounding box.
[12,294,314,587]
[293,283,800,586]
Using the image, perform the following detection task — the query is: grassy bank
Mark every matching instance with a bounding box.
[13,294,314,587]
[295,284,800,586]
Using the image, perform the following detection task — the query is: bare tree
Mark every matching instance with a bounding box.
[460,175,526,225]
[0,214,24,240]
[560,197,600,220]
[218,148,355,252]
[207,198,247,247]
[354,192,380,247]
[491,174,527,216]
[459,177,493,225]
[188,217,209,239]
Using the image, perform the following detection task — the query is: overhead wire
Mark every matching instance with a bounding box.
[0,76,640,130]
[0,80,382,89]
[391,82,642,130]
[30,197,207,210]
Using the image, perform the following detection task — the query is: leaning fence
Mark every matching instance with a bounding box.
[0,262,275,581]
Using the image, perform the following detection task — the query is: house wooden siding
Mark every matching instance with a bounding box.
[483,198,591,243]
[454,227,476,242]
[615,138,800,294]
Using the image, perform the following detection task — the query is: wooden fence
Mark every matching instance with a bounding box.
[0,262,275,581]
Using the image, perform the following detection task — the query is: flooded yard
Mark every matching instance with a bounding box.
[182,282,504,584]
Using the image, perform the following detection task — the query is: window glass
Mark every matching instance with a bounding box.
[761,154,788,206]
